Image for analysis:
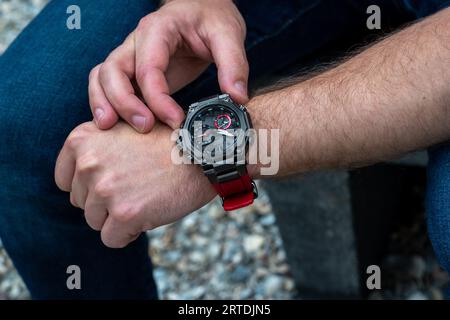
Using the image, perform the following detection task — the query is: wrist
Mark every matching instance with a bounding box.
[247,95,265,180]
[246,88,303,179]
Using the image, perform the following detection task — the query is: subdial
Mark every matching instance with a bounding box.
[214,114,232,130]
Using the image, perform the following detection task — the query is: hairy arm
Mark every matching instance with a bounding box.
[248,8,450,178]
[54,7,450,248]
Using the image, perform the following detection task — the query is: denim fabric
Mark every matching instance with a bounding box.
[401,0,450,299]
[0,0,448,299]
[427,143,450,298]
[401,0,450,17]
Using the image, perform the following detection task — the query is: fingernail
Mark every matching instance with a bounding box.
[94,107,105,123]
[234,81,247,97]
[132,115,147,132]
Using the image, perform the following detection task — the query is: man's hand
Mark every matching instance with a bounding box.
[89,0,248,133]
[54,122,216,248]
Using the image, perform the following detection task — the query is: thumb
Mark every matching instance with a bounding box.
[210,33,249,104]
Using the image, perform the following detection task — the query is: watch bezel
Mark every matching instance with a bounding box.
[178,96,251,166]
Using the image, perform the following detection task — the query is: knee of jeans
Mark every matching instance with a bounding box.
[0,63,91,199]
[426,143,450,273]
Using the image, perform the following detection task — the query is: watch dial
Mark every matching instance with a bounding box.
[188,105,241,156]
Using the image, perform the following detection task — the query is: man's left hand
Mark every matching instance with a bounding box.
[54,121,216,248]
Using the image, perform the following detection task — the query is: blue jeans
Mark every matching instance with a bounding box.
[0,0,448,299]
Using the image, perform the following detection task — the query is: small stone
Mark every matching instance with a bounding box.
[192,235,209,247]
[231,252,243,264]
[243,235,265,254]
[263,275,284,296]
[229,265,252,283]
[255,202,272,215]
[187,286,206,299]
[222,242,240,262]
[406,291,428,300]
[284,279,296,292]
[207,243,221,259]
[255,268,269,278]
[181,214,198,231]
[166,292,181,300]
[208,205,225,219]
[260,214,275,226]
[189,251,205,264]
[165,250,182,263]
[239,288,252,299]
[274,264,290,274]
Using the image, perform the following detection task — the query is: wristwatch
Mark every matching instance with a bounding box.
[177,93,258,211]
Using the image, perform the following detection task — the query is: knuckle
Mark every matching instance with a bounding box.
[89,64,102,81]
[76,153,99,174]
[114,92,132,108]
[54,173,66,192]
[137,13,159,31]
[84,213,102,231]
[66,132,84,150]
[110,203,140,224]
[137,16,150,30]
[98,61,115,83]
[66,123,93,150]
[135,67,150,85]
[54,163,70,193]
[69,193,78,208]
[101,233,126,249]
[93,177,115,199]
[236,16,247,36]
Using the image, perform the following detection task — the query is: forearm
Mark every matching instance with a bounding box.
[248,8,450,178]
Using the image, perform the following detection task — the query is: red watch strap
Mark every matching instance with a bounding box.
[212,173,256,211]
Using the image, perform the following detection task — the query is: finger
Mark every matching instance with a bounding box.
[84,193,108,231]
[54,145,76,192]
[165,57,210,94]
[99,41,155,133]
[89,64,119,130]
[135,22,185,129]
[100,217,141,249]
[70,171,88,210]
[209,29,249,104]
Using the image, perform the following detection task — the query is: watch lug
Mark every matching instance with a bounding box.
[219,93,231,102]
[188,102,199,112]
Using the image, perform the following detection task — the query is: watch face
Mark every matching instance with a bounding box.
[187,105,242,159]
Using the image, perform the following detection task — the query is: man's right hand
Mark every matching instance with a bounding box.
[89,0,249,133]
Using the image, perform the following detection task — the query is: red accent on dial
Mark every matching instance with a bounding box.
[214,114,232,130]
[212,173,255,211]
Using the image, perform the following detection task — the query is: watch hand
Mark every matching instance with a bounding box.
[217,129,234,137]
[195,133,207,139]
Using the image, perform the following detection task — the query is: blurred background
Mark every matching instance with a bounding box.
[0,0,448,300]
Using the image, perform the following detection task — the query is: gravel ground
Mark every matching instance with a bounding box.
[0,0,448,300]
